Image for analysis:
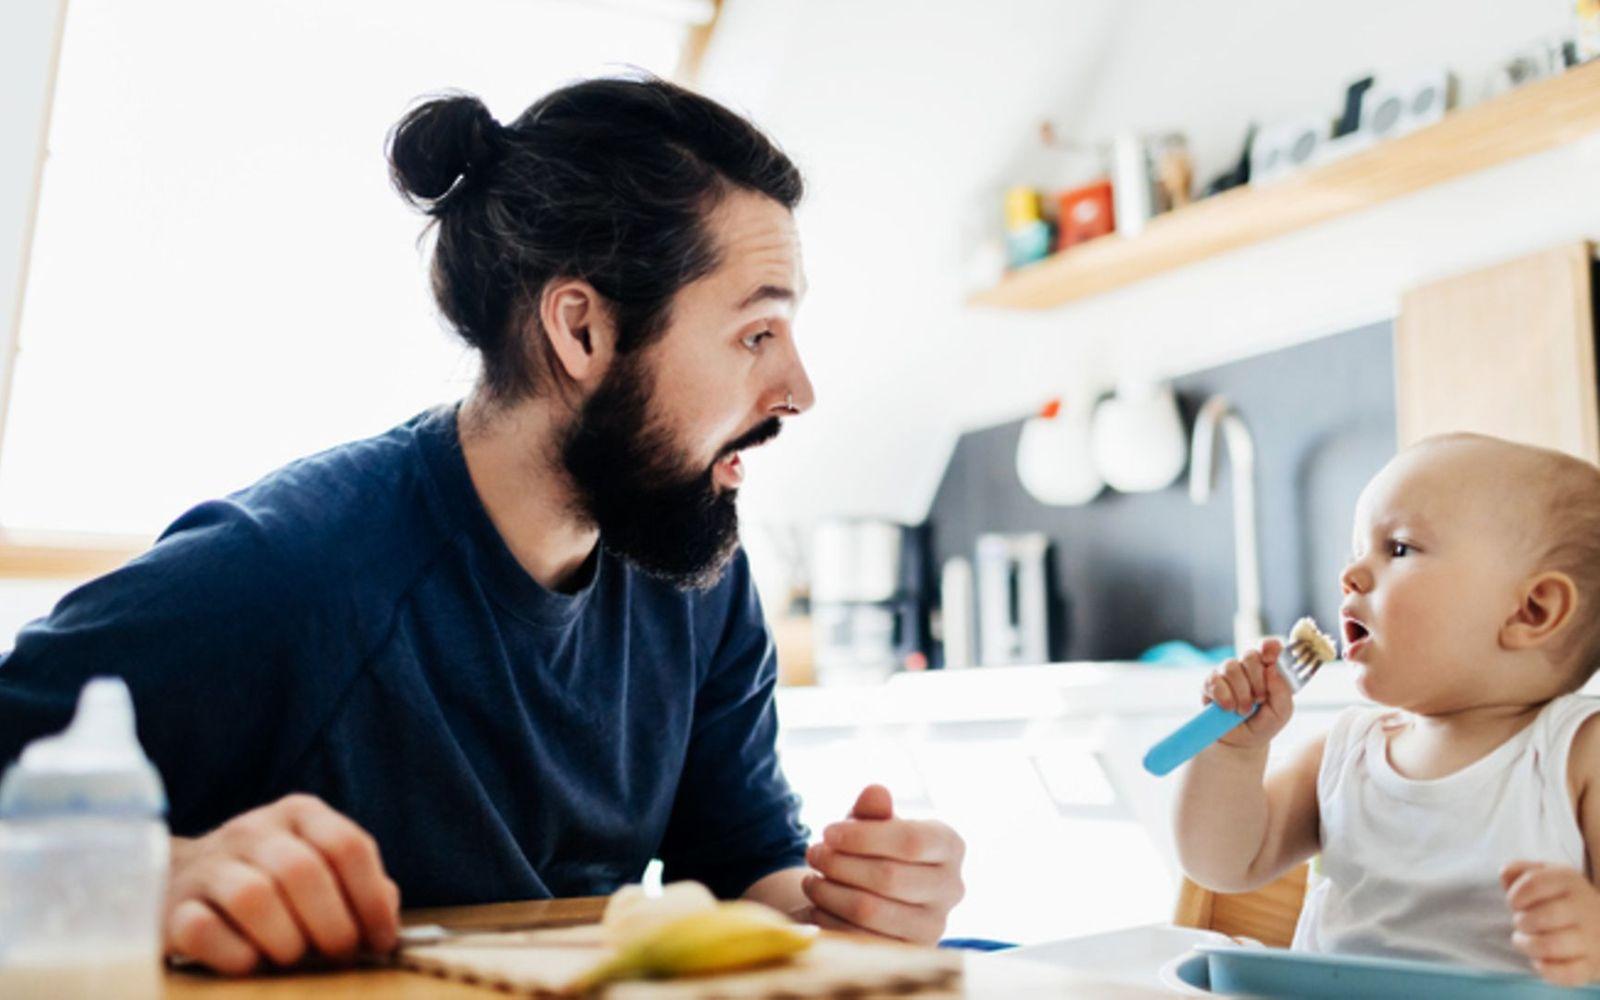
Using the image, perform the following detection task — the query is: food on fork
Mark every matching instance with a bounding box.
[1288,616,1337,667]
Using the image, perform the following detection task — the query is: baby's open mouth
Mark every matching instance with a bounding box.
[1342,617,1370,652]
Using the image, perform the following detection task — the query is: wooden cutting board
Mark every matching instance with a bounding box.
[399,923,961,998]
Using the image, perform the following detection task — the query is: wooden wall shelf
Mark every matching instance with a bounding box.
[969,60,1600,311]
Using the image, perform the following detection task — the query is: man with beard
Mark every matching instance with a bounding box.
[0,76,967,975]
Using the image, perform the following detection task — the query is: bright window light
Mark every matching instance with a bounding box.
[5,0,690,535]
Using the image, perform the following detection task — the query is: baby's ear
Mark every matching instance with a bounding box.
[1502,570,1579,652]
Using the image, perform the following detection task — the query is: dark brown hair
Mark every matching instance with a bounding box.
[387,75,803,402]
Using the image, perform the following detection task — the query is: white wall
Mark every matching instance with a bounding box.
[1070,0,1577,185]
[701,0,1124,530]
[701,0,1585,537]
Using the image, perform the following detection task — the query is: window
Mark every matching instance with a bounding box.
[6,0,704,538]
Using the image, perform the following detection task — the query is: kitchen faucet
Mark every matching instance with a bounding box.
[1189,395,1265,653]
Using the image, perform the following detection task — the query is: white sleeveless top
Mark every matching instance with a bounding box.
[1292,694,1600,971]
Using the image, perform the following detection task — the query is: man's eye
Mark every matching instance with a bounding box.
[1387,539,1412,558]
[741,330,772,352]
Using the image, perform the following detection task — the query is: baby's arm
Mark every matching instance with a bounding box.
[1502,713,1600,986]
[1173,639,1324,893]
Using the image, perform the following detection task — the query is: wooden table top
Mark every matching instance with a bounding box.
[163,897,1174,998]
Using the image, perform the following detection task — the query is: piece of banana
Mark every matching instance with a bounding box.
[602,880,718,944]
[577,897,816,990]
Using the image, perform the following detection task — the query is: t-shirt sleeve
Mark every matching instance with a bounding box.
[657,552,809,898]
[0,499,357,835]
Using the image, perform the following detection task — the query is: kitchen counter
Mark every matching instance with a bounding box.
[774,660,1370,944]
[777,660,1367,728]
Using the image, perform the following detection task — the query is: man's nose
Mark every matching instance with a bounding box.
[777,341,815,416]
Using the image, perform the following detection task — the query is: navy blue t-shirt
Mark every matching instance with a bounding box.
[0,406,808,905]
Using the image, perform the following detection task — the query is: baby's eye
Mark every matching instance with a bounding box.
[1386,539,1412,558]
[741,330,773,352]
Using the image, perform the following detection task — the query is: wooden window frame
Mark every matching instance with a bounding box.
[0,0,145,579]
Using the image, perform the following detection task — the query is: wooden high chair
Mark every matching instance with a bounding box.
[1173,863,1310,948]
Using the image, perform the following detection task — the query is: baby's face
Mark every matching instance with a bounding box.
[1338,440,1541,711]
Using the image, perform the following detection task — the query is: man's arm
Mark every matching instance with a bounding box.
[741,866,812,921]
[659,555,965,943]
[0,501,400,974]
[655,552,811,898]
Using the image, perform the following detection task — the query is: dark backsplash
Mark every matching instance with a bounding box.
[927,323,1396,661]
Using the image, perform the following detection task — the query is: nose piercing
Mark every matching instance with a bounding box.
[780,391,796,414]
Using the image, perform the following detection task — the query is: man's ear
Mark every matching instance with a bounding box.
[1502,570,1579,653]
[536,279,616,387]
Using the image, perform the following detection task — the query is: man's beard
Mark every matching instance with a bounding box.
[561,352,780,591]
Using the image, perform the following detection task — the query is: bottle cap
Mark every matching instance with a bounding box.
[0,677,166,818]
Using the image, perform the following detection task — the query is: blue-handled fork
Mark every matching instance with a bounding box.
[1143,618,1336,777]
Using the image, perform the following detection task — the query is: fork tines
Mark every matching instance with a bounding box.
[1281,639,1329,691]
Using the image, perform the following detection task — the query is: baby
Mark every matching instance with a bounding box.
[1174,432,1600,986]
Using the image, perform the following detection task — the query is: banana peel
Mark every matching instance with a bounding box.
[575,898,817,991]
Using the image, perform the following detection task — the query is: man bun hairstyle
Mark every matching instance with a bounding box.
[387,75,803,403]
[389,94,505,205]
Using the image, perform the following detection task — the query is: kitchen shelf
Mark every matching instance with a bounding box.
[969,59,1600,311]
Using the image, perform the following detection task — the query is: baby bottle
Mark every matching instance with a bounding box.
[0,677,169,999]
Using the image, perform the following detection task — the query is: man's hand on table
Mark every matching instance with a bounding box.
[166,793,401,975]
[801,784,965,945]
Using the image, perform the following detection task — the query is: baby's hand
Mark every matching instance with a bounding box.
[1502,860,1600,986]
[1203,638,1292,751]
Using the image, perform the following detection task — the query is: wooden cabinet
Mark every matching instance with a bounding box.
[1395,242,1599,463]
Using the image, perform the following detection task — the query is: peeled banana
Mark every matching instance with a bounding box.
[602,880,719,943]
[577,883,816,989]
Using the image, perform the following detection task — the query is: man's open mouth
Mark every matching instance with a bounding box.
[713,450,746,488]
[710,418,783,489]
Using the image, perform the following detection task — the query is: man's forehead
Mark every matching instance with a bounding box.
[705,191,804,306]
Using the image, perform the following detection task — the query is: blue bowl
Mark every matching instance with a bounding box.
[1170,945,1600,999]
